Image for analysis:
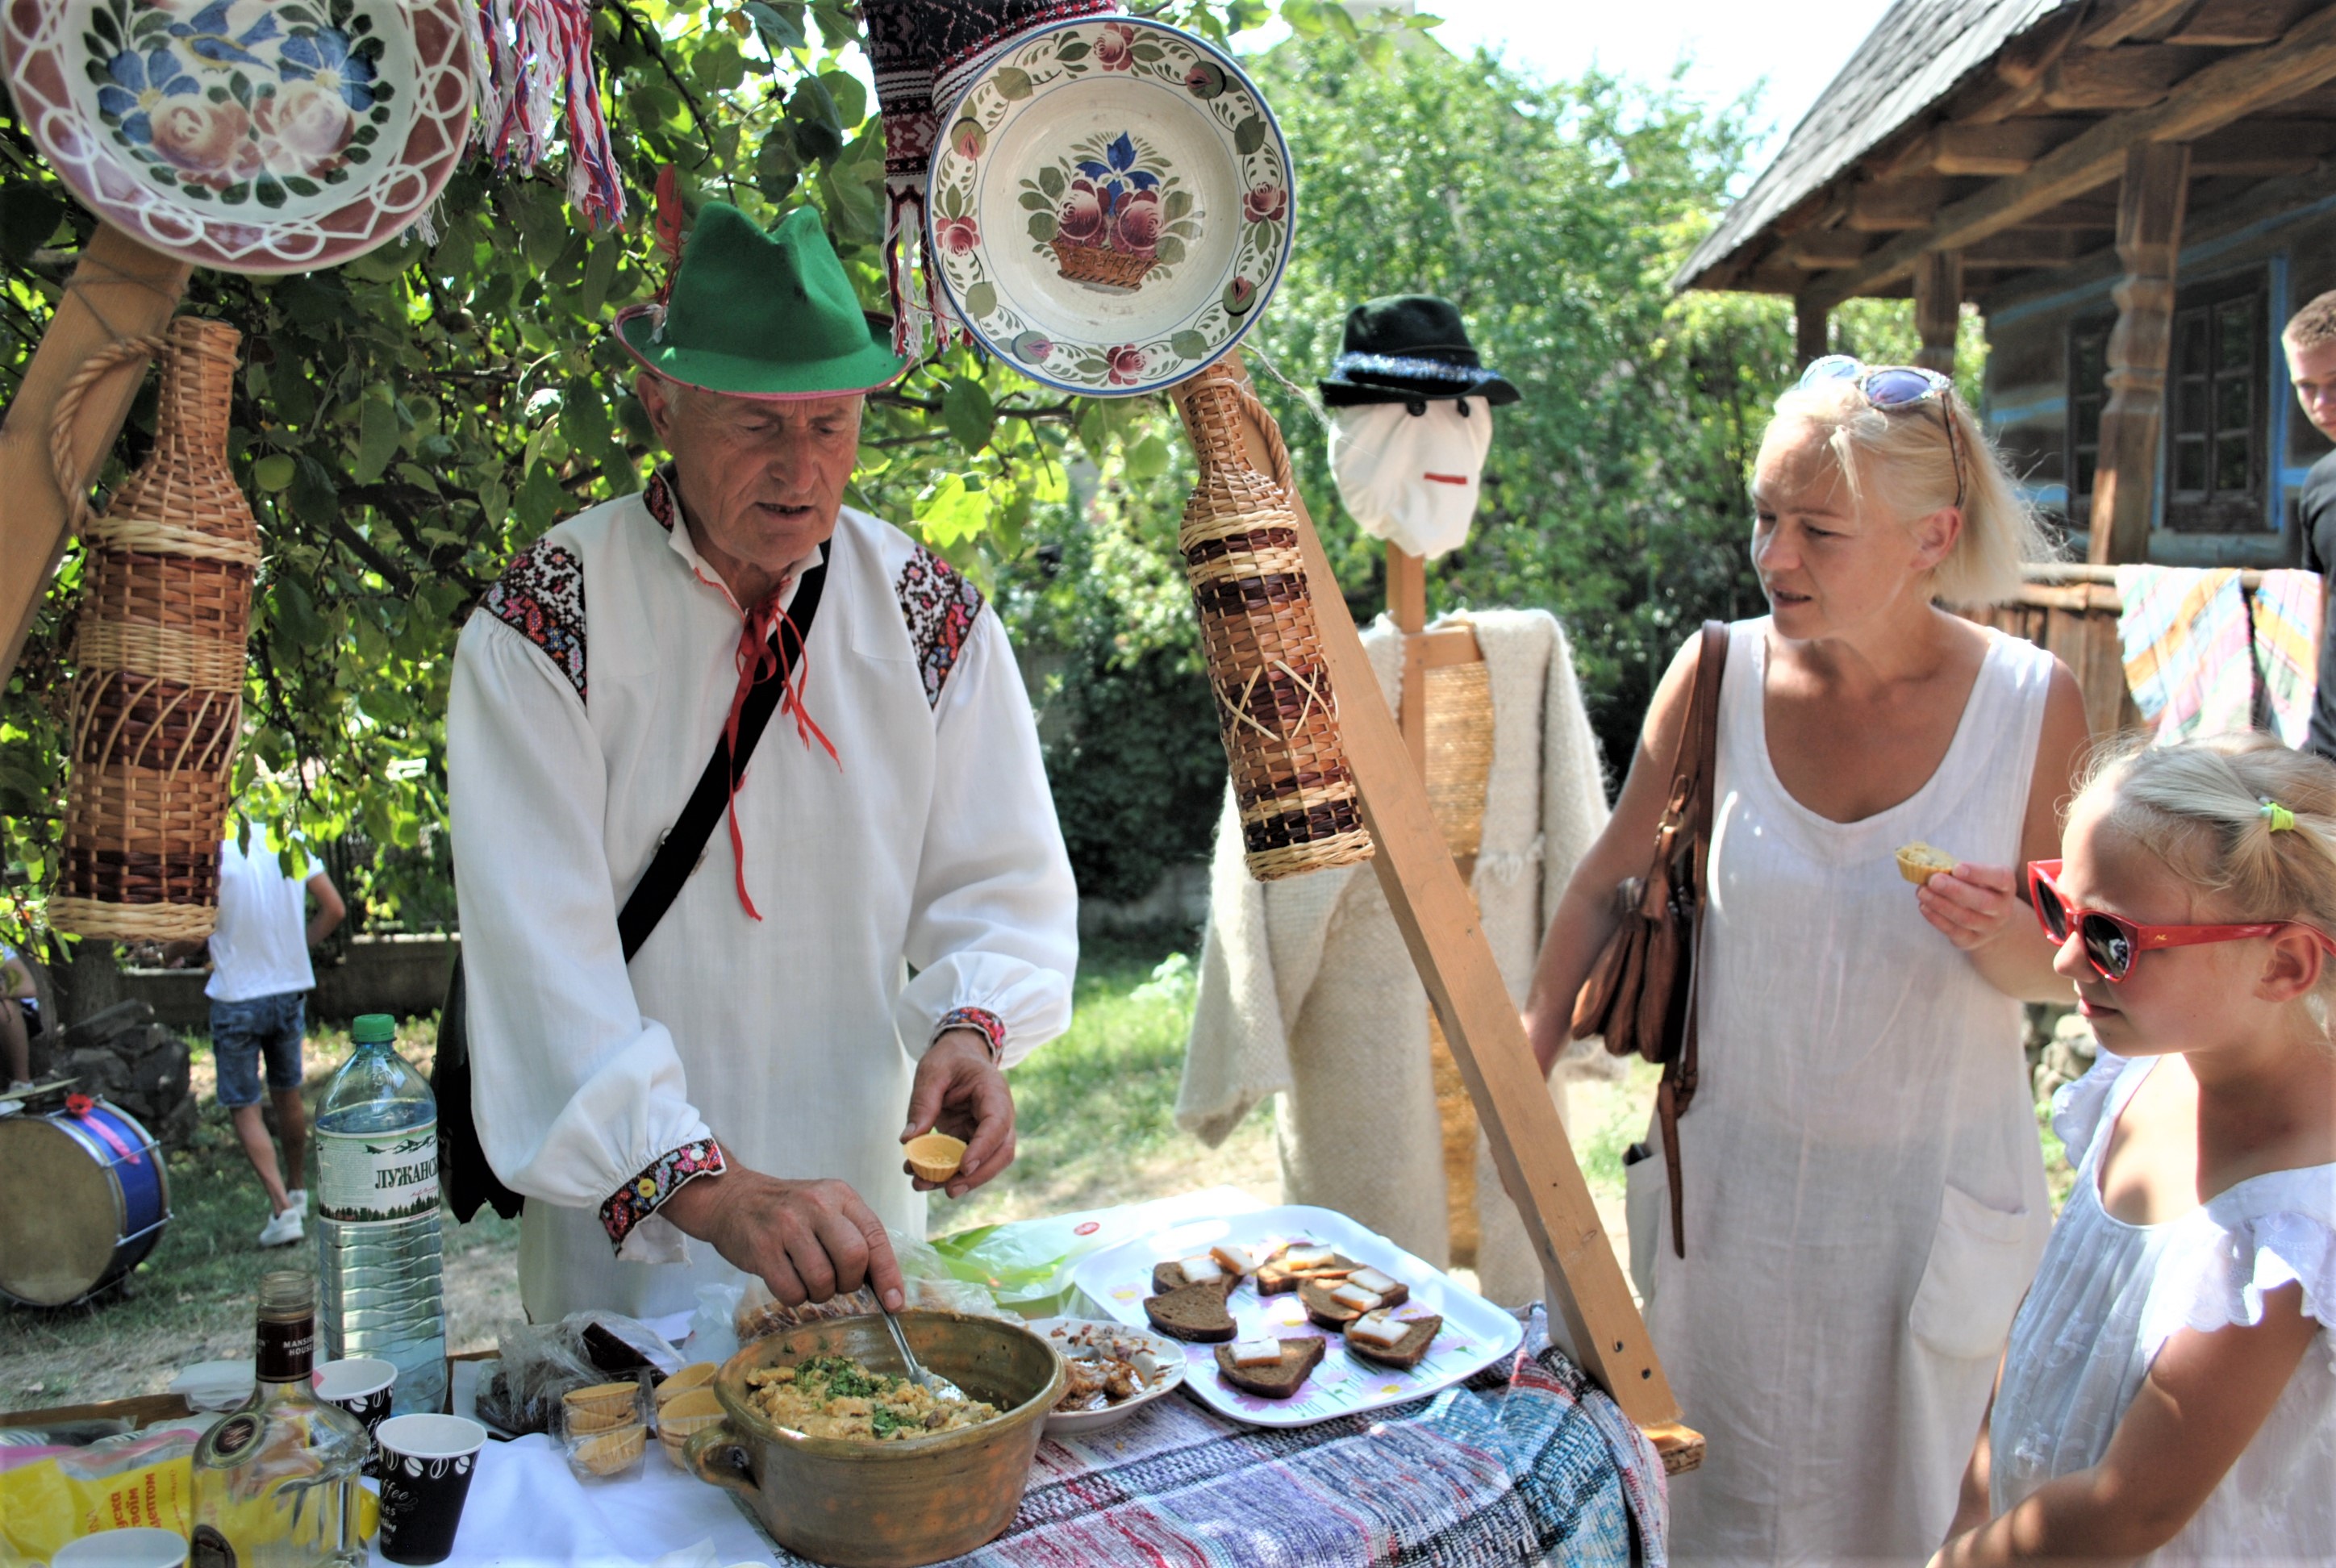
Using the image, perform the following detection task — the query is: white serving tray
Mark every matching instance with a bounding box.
[1066,1203,1524,1428]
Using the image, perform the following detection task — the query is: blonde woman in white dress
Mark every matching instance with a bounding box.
[1524,358,2092,1563]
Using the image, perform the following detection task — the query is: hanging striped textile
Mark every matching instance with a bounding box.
[2249,569,2323,749]
[2115,565,2254,743]
[465,0,626,229]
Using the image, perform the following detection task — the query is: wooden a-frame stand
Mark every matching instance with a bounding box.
[1171,356,1700,1471]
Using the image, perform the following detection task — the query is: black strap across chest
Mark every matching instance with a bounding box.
[615,554,828,958]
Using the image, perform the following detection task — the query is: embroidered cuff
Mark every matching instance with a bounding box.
[601,1137,726,1252]
[934,1007,1007,1064]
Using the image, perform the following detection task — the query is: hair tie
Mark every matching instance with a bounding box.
[2261,799,2296,833]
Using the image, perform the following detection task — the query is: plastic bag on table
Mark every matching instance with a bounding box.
[736,1228,1001,1342]
[474,1312,684,1437]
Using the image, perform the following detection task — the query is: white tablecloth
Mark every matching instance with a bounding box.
[382,1432,776,1568]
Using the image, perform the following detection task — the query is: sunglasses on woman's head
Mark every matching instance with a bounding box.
[1798,353,1967,510]
[2025,859,2336,982]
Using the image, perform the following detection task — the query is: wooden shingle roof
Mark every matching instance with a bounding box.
[1675,0,2074,292]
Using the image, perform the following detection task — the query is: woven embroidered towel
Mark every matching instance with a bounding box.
[2116,565,2253,742]
[2249,569,2323,749]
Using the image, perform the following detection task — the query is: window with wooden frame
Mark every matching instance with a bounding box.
[2164,269,2268,533]
[2068,315,2110,524]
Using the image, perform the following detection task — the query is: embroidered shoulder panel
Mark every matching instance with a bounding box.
[644,463,679,532]
[895,545,985,708]
[482,538,587,701]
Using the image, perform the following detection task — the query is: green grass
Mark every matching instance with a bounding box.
[937,945,1278,1234]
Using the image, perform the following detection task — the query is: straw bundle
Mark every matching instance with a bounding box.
[1173,362,1372,879]
[52,318,259,942]
[1419,653,1495,1264]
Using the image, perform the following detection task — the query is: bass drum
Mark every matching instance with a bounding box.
[0,1098,171,1307]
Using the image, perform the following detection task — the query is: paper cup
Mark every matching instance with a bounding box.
[375,1414,486,1566]
[52,1530,189,1568]
[313,1357,397,1476]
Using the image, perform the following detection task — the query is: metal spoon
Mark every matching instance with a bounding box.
[878,1306,966,1403]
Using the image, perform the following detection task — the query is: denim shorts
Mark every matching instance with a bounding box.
[211,991,307,1108]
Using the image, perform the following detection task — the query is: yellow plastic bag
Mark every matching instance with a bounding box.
[0,1438,376,1566]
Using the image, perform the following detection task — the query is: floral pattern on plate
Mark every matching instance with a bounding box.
[928,15,1291,396]
[81,0,393,207]
[4,0,471,273]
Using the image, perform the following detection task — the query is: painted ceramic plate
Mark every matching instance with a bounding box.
[3,0,471,274]
[929,16,1292,397]
[1024,1316,1186,1437]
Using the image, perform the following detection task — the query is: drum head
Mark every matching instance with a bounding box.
[0,1115,126,1306]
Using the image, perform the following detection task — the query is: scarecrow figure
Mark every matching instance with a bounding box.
[447,205,1077,1321]
[1179,296,1615,1307]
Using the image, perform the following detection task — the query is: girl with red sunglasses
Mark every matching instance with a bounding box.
[1935,734,2336,1566]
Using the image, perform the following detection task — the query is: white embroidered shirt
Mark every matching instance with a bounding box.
[448,469,1077,1321]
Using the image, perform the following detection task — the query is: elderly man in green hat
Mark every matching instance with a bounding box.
[448,204,1078,1322]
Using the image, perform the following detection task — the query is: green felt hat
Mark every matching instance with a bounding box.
[614,203,908,398]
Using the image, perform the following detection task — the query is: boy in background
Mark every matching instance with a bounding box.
[2288,290,2336,757]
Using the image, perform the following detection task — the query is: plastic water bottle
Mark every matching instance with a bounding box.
[315,1013,446,1414]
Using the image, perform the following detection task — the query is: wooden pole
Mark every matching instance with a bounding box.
[1794,290,1829,369]
[2087,142,2190,565]
[0,225,193,686]
[1174,356,1698,1466]
[1913,250,1964,377]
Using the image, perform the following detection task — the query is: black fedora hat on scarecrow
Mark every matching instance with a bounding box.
[1317,294,1519,409]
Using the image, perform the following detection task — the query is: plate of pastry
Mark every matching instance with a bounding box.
[1066,1204,1523,1428]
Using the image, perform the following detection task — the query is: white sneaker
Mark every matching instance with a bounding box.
[258,1207,305,1247]
[286,1187,307,1213]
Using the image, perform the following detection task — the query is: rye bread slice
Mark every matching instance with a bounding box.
[1212,1336,1326,1399]
[1152,1261,1238,1297]
[1144,1281,1238,1343]
[1299,1276,1411,1329]
[1343,1313,1442,1369]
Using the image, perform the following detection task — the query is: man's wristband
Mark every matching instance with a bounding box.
[934,1007,1006,1065]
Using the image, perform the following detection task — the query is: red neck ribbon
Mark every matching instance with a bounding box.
[722,584,837,920]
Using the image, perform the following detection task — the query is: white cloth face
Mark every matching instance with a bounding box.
[206,832,322,1002]
[1329,399,1494,561]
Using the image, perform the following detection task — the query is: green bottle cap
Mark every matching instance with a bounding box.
[350,1014,397,1045]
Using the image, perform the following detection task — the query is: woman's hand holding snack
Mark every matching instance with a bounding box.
[1915,861,2021,951]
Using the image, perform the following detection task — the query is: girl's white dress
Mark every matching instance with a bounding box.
[1990,1053,2336,1565]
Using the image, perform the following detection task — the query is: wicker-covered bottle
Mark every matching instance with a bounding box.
[1174,362,1372,879]
[52,317,259,941]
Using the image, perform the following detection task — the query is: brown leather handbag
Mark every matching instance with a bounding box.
[1569,620,1727,1257]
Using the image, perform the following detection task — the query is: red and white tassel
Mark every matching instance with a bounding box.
[468,0,627,229]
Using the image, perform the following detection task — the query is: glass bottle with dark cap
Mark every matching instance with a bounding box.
[190,1270,368,1567]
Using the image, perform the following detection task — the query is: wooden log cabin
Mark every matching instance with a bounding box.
[1675,0,2336,736]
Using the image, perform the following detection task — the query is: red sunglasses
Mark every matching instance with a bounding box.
[2026,860,2336,982]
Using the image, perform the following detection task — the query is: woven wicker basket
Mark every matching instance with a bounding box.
[1174,363,1372,879]
[1050,240,1157,291]
[52,318,259,942]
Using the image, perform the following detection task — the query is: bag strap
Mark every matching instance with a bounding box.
[615,556,828,959]
[1658,619,1728,1257]
[436,554,831,1224]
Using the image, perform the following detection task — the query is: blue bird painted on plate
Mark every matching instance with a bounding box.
[167,0,282,67]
